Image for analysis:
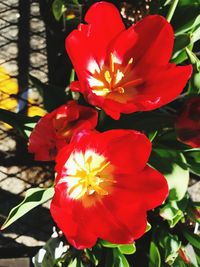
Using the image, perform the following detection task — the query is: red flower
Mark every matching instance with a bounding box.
[28,101,98,161]
[50,130,168,249]
[66,2,192,120]
[176,97,200,148]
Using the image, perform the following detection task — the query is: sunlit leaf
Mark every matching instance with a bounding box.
[0,108,39,139]
[150,149,189,201]
[33,229,68,267]
[1,187,54,230]
[146,222,152,233]
[149,242,161,267]
[160,201,184,227]
[118,243,136,255]
[100,240,119,248]
[85,248,99,266]
[52,0,66,21]
[113,248,130,267]
[182,229,200,250]
[175,14,200,36]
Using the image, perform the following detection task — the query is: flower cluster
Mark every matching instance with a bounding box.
[29,2,192,250]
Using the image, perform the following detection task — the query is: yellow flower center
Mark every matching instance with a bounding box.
[87,53,143,97]
[58,149,115,207]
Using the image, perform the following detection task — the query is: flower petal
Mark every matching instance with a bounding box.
[51,129,168,249]
[176,97,200,148]
[66,2,125,84]
[102,130,152,173]
[110,15,174,66]
[28,101,98,161]
[134,166,168,210]
[133,64,192,111]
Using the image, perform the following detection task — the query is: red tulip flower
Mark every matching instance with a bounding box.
[50,129,168,249]
[66,2,192,120]
[28,101,98,161]
[176,97,200,148]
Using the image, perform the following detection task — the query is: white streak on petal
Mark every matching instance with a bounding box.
[88,76,104,87]
[87,59,101,74]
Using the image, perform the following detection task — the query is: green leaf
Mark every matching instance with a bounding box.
[191,25,200,43]
[150,149,189,201]
[113,249,130,267]
[187,71,200,95]
[100,240,119,248]
[186,47,200,71]
[172,34,191,59]
[160,202,184,228]
[182,229,200,250]
[184,150,200,175]
[175,14,200,36]
[165,154,189,201]
[52,0,65,21]
[149,242,161,267]
[1,187,54,230]
[33,229,68,267]
[118,243,136,255]
[68,258,78,267]
[72,0,79,5]
[160,234,181,265]
[29,75,70,112]
[85,248,99,266]
[0,108,39,139]
[146,222,152,233]
[148,131,158,142]
[179,0,200,6]
[185,244,199,267]
[100,240,136,255]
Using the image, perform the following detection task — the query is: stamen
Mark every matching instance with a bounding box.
[114,87,125,94]
[122,78,143,88]
[123,57,133,74]
[64,150,115,201]
[88,55,142,98]
[92,160,110,173]
[115,70,124,84]
[110,53,115,73]
[104,70,112,84]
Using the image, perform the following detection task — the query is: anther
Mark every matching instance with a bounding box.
[115,87,125,94]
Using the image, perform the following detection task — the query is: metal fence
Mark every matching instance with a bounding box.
[0,0,53,261]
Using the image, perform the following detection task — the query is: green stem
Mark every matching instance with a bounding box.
[166,0,179,22]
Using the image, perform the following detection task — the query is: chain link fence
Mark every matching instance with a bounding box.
[0,0,54,261]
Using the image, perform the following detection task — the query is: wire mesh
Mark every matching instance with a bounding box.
[0,0,54,259]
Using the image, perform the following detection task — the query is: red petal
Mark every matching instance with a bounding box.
[110,15,174,66]
[66,2,125,84]
[51,183,147,248]
[101,130,152,173]
[28,102,98,161]
[84,2,125,62]
[28,113,57,161]
[50,184,98,249]
[100,189,147,242]
[176,97,200,148]
[133,166,168,210]
[133,64,192,111]
[63,129,152,173]
[51,130,168,249]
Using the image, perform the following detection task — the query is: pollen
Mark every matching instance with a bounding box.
[58,150,115,206]
[88,53,143,97]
